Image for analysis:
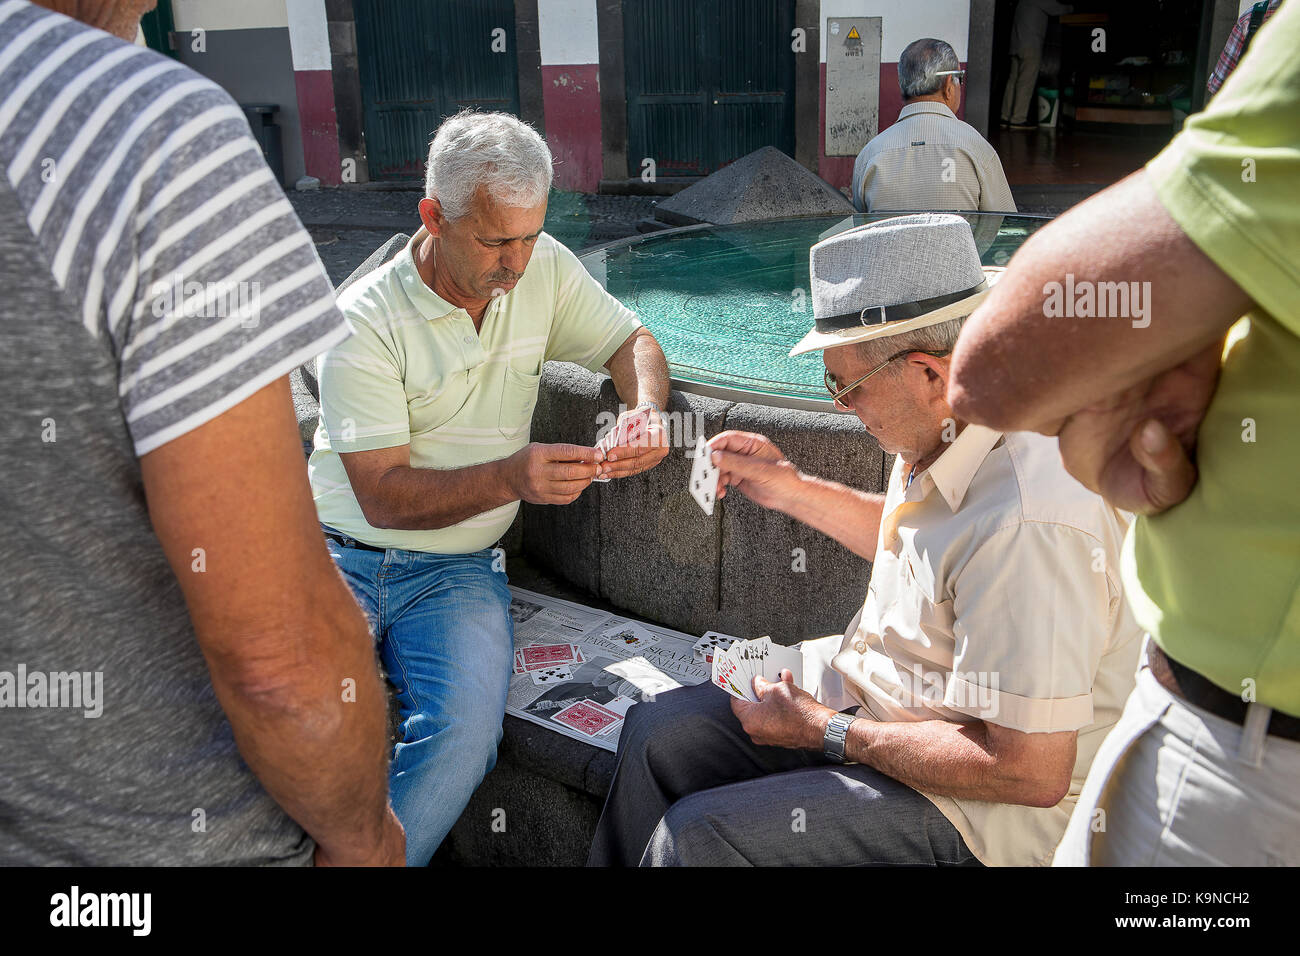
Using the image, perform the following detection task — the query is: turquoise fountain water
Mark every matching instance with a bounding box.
[579,214,1047,407]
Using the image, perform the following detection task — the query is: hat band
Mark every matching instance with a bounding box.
[815,279,988,334]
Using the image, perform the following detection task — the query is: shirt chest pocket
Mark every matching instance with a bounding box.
[407,371,471,437]
[499,366,541,439]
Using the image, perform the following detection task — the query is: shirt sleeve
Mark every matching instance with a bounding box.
[543,237,642,372]
[315,293,412,453]
[112,82,347,457]
[946,522,1118,733]
[1146,1,1300,337]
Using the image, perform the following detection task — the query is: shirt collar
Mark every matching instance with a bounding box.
[916,423,1003,512]
[396,229,463,321]
[897,101,957,122]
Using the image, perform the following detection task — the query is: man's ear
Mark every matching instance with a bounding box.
[911,352,950,397]
[417,197,445,238]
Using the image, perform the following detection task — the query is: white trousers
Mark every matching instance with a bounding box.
[1055,637,1300,866]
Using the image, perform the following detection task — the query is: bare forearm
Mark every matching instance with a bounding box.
[367,458,516,530]
[202,578,393,857]
[781,473,884,559]
[607,329,670,410]
[845,718,1062,807]
[950,171,1249,432]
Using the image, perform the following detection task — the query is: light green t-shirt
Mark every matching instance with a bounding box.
[1127,5,1300,715]
[308,231,641,553]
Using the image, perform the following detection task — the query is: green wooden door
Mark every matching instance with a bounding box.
[624,0,795,178]
[354,0,520,180]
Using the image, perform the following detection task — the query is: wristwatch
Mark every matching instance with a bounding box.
[822,711,858,764]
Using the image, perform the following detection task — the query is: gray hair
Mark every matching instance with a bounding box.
[424,110,553,219]
[855,316,966,379]
[898,38,960,99]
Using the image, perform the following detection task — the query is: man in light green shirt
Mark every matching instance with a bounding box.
[309,111,670,864]
[949,5,1300,865]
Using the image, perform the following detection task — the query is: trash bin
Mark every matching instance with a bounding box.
[240,103,284,185]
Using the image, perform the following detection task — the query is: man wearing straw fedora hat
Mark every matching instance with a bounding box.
[588,214,1142,867]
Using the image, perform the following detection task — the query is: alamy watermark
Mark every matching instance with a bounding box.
[1042,274,1151,328]
[149,272,261,328]
[0,664,103,718]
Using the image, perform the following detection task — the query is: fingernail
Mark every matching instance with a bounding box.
[1140,421,1166,454]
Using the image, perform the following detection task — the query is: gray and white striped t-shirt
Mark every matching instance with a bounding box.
[0,0,347,864]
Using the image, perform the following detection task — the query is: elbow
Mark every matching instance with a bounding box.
[1023,777,1072,809]
[358,501,395,530]
[947,356,1020,432]
[948,338,1045,433]
[219,654,339,722]
[1006,762,1074,809]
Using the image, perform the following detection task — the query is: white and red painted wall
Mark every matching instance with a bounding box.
[286,0,341,185]
[538,0,603,192]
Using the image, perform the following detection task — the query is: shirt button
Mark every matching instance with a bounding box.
[854,641,867,654]
[463,335,473,345]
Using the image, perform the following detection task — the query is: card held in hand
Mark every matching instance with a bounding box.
[689,436,718,515]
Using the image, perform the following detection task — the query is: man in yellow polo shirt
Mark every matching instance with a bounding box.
[309,111,670,865]
[950,5,1299,864]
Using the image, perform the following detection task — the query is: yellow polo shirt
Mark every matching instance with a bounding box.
[308,231,641,553]
[1129,5,1300,715]
[802,425,1143,866]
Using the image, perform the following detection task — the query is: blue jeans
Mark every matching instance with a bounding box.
[324,530,514,865]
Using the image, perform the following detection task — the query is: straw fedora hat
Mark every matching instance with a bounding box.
[789,213,1004,357]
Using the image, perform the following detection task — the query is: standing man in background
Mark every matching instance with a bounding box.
[852,39,1015,214]
[1001,0,1073,130]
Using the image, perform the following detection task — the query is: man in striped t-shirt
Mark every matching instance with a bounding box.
[0,1,402,865]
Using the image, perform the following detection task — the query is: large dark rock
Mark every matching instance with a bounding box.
[654,146,854,227]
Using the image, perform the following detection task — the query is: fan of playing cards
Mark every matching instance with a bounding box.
[710,636,803,703]
[593,407,655,482]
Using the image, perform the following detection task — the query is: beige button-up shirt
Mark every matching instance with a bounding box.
[801,425,1142,866]
[851,101,1017,213]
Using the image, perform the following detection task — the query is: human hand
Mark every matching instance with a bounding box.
[1054,339,1222,515]
[599,404,670,478]
[505,442,599,505]
[708,430,802,512]
[731,670,833,751]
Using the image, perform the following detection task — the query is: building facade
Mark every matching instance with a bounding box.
[152,0,1247,191]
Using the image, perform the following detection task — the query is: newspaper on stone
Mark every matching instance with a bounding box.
[506,587,712,752]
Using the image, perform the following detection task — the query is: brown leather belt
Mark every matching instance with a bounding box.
[1149,643,1300,743]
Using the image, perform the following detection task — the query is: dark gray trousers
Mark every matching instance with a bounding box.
[586,682,981,866]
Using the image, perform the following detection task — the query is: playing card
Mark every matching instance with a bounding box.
[530,664,572,686]
[601,695,637,717]
[552,700,621,737]
[520,643,579,670]
[600,622,660,651]
[711,644,752,701]
[622,409,651,446]
[693,630,738,663]
[689,437,718,515]
[710,637,803,701]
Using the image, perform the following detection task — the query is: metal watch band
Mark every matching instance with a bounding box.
[822,711,856,764]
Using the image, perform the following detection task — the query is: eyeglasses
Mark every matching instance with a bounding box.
[824,349,952,408]
[934,69,966,86]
